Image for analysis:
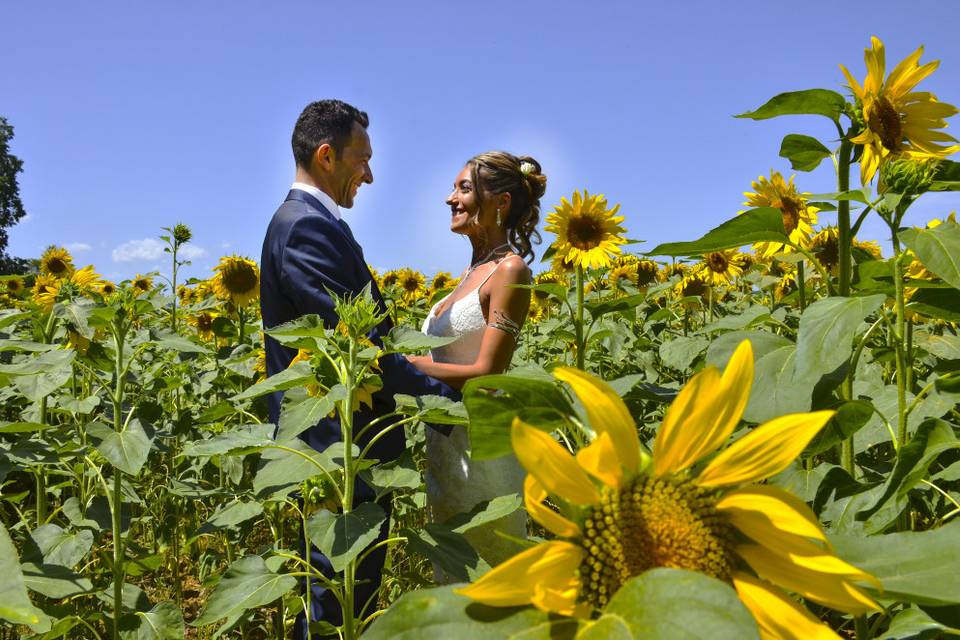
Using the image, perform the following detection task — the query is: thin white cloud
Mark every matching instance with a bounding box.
[112,238,207,262]
[66,242,92,253]
[19,213,33,224]
[220,241,231,249]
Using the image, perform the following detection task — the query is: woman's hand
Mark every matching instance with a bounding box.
[406,354,428,368]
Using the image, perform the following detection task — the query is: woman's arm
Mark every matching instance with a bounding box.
[408,256,531,389]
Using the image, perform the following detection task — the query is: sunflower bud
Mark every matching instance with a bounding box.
[172,223,193,245]
[879,158,939,195]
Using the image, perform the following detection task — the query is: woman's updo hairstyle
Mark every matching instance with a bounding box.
[467,151,547,263]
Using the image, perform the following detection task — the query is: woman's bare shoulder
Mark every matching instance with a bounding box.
[492,254,532,285]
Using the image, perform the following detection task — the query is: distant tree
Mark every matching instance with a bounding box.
[0,116,29,275]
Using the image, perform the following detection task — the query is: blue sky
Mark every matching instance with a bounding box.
[4,1,959,283]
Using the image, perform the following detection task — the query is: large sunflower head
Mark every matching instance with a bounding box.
[4,276,24,297]
[457,341,879,635]
[396,267,426,301]
[700,250,745,286]
[187,310,218,341]
[39,245,75,279]
[545,190,628,270]
[177,285,195,305]
[212,255,260,307]
[131,274,154,297]
[430,271,455,292]
[673,269,711,308]
[841,37,959,185]
[32,274,61,310]
[743,172,818,258]
[380,269,401,290]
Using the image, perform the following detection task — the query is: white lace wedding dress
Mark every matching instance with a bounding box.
[421,263,527,576]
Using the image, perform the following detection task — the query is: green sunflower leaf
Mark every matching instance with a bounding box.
[779,134,833,171]
[735,89,846,122]
[646,208,787,257]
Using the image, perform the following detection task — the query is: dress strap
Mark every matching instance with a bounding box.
[476,254,518,289]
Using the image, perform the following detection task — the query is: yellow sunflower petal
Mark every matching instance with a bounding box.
[654,340,754,476]
[733,573,840,640]
[511,418,600,506]
[455,540,583,612]
[696,411,834,488]
[653,367,720,476]
[554,366,640,473]
[524,475,580,538]
[717,485,828,548]
[737,544,880,614]
[575,431,623,488]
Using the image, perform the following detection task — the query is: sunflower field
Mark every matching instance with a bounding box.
[2,36,960,640]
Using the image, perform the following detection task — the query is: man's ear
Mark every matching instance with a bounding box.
[311,143,335,172]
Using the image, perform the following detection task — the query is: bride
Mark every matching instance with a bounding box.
[406,150,547,573]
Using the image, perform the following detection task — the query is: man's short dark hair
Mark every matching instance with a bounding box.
[291,100,369,169]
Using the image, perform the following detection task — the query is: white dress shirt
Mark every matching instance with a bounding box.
[291,182,341,220]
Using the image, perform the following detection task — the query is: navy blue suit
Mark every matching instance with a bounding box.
[260,189,458,635]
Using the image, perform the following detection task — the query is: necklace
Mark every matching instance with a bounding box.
[465,243,512,277]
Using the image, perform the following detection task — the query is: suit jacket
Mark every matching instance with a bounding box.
[260,189,458,461]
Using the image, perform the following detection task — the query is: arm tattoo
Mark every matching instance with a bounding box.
[487,309,521,340]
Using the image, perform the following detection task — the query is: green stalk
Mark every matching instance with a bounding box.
[891,242,909,448]
[575,265,585,370]
[341,339,358,640]
[111,321,126,640]
[238,306,246,345]
[797,261,806,312]
[837,137,853,297]
[34,310,58,527]
[170,242,178,331]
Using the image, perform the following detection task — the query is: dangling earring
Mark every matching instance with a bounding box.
[496,207,502,227]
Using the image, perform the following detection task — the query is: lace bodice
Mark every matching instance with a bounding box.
[421,285,488,364]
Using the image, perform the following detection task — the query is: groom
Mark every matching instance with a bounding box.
[260,99,458,636]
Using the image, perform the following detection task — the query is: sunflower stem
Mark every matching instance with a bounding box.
[797,261,806,312]
[837,137,853,297]
[575,265,585,370]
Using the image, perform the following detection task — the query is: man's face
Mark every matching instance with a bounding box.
[331,122,373,208]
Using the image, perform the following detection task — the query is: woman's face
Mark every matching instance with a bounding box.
[446,165,484,235]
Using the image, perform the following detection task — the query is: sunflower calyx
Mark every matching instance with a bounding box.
[172,223,193,245]
[879,157,940,196]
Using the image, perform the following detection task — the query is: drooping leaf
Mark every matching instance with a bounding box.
[305,502,386,573]
[901,222,960,290]
[647,207,788,257]
[907,287,960,322]
[0,522,46,627]
[196,501,264,535]
[402,525,489,583]
[881,607,960,639]
[393,394,469,425]
[192,556,296,627]
[382,326,458,353]
[21,562,93,599]
[736,89,846,121]
[87,419,153,476]
[793,294,885,381]
[253,439,347,497]
[180,423,275,457]
[230,361,314,402]
[363,584,558,639]
[831,520,960,606]
[444,494,523,534]
[275,387,346,442]
[463,373,574,460]
[124,601,185,640]
[779,134,833,171]
[26,524,93,569]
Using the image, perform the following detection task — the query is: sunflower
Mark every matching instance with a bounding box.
[457,341,878,637]
[607,260,638,291]
[550,253,576,277]
[660,262,688,281]
[528,299,548,324]
[212,255,260,307]
[853,238,883,261]
[774,270,798,303]
[252,349,267,382]
[927,212,957,228]
[289,347,377,411]
[39,245,74,279]
[673,269,711,308]
[177,285,195,305]
[32,274,61,310]
[132,274,154,296]
[840,37,959,185]
[4,277,24,296]
[187,311,218,341]
[743,172,818,258]
[70,265,101,291]
[67,330,91,356]
[430,271,455,292]
[380,269,401,289]
[98,281,117,297]
[700,250,745,286]
[396,267,426,301]
[546,190,628,270]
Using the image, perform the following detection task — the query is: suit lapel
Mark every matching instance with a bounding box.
[285,190,387,312]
